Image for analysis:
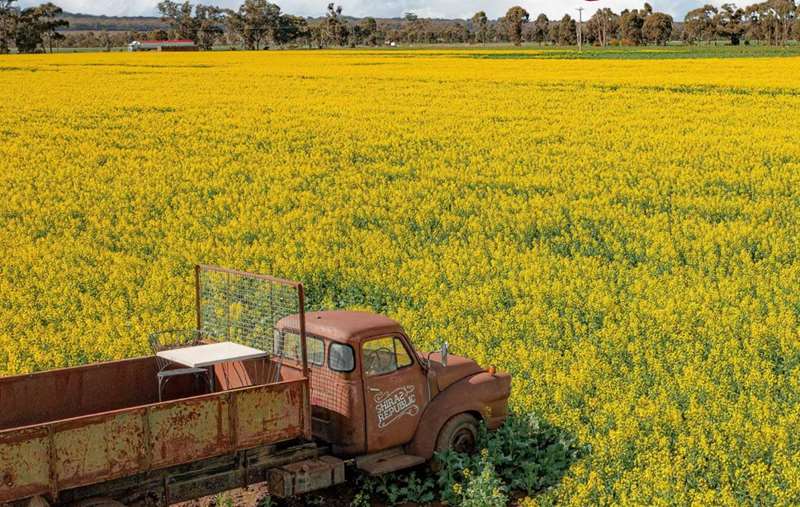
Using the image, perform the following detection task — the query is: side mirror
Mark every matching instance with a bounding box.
[440,341,449,367]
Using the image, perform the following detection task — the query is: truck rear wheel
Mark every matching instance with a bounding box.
[435,413,479,455]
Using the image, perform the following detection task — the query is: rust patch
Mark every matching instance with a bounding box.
[149,394,233,469]
[0,431,50,502]
[234,382,305,448]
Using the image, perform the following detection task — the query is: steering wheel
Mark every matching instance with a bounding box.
[364,347,395,374]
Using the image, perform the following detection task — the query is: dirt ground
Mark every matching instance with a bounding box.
[173,481,365,507]
[175,482,527,507]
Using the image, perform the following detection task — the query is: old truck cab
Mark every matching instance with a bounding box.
[276,310,511,474]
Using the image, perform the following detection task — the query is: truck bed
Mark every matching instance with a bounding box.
[0,356,310,504]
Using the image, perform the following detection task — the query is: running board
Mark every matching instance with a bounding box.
[355,447,427,476]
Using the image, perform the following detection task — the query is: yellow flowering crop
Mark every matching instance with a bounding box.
[2,50,800,504]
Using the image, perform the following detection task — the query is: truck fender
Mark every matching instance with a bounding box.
[406,371,510,459]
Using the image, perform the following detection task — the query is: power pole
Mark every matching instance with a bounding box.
[577,7,584,51]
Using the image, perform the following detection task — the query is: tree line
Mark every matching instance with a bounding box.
[2,0,800,52]
[490,3,675,46]
[0,0,67,53]
[684,2,799,45]
[151,1,378,50]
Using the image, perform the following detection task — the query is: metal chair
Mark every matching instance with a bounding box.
[149,329,211,402]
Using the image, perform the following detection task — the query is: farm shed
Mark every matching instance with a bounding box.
[128,39,197,52]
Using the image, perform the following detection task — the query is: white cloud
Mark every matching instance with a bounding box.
[19,0,718,20]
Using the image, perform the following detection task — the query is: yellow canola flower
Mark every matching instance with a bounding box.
[2,49,800,504]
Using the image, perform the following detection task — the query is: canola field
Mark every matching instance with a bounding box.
[3,50,800,505]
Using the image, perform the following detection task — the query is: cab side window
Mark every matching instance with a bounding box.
[362,336,413,376]
[307,336,324,366]
[273,330,324,366]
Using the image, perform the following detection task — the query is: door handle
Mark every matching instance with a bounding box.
[368,387,380,392]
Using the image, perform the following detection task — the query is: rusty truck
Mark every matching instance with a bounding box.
[0,265,511,506]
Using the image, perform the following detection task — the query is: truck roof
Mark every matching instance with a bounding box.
[277,310,404,344]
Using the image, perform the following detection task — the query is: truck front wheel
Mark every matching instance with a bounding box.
[435,413,479,455]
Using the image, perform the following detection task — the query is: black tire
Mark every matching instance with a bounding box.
[435,413,479,455]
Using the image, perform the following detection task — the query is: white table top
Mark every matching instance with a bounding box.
[157,342,268,368]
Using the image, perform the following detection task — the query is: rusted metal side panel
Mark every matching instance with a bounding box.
[0,357,160,431]
[51,411,147,493]
[0,378,311,504]
[106,410,148,477]
[234,381,306,449]
[0,428,50,502]
[148,395,232,470]
[53,418,119,490]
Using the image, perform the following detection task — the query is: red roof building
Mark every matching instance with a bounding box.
[128,39,197,52]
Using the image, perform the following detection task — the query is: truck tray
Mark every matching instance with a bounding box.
[0,356,310,504]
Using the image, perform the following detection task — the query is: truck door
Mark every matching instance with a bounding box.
[361,334,427,453]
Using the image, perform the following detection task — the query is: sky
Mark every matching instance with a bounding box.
[17,0,715,20]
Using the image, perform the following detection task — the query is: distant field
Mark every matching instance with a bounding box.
[2,50,800,504]
[459,43,800,59]
[48,42,800,59]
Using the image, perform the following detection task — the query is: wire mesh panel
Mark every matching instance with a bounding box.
[195,265,308,377]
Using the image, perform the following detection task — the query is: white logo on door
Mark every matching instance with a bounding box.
[374,385,419,428]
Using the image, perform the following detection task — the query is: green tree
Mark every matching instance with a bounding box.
[743,1,797,45]
[471,11,488,43]
[148,29,169,40]
[356,16,378,46]
[157,0,196,39]
[14,2,67,53]
[715,3,746,45]
[588,8,618,47]
[323,3,348,47]
[158,0,223,49]
[547,19,559,44]
[194,4,223,50]
[444,21,468,43]
[36,3,67,52]
[794,8,800,40]
[0,0,18,53]
[684,4,717,43]
[504,6,529,46]
[402,12,428,43]
[275,14,308,46]
[14,14,40,52]
[642,12,673,44]
[769,0,797,45]
[744,3,763,42]
[225,0,281,50]
[558,14,576,45]
[532,13,549,45]
[619,8,645,44]
[100,30,112,51]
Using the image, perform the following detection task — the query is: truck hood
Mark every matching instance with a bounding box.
[427,352,484,392]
